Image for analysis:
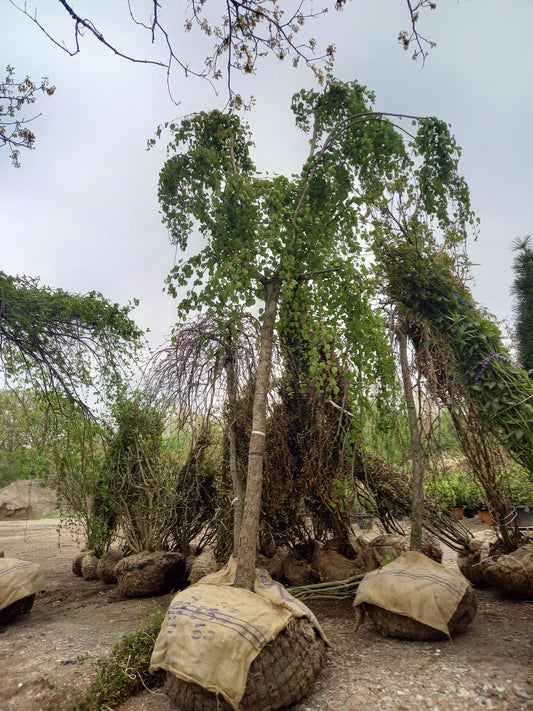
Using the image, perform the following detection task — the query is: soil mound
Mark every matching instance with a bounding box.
[0,480,58,520]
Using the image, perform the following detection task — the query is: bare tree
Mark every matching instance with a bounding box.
[145,312,261,553]
[10,1,439,102]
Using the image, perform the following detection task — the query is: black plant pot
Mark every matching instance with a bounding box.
[463,507,477,519]
[516,506,533,527]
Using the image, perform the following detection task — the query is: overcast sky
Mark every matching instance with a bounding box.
[2,1,532,355]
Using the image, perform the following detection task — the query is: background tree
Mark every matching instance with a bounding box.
[511,235,533,372]
[0,270,143,412]
[0,64,55,167]
[0,388,49,486]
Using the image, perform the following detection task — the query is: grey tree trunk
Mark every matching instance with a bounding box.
[235,281,281,590]
[398,324,424,552]
[224,348,245,556]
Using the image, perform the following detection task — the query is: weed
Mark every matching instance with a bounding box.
[68,604,166,710]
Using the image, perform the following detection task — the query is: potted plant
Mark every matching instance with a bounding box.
[425,467,472,518]
[476,501,493,526]
[505,464,533,526]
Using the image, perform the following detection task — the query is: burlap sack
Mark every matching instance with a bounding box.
[481,544,533,599]
[150,557,328,711]
[0,557,44,614]
[354,551,472,639]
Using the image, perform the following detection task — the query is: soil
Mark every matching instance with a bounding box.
[1,516,532,711]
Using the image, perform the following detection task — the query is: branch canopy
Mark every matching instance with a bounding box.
[0,270,143,408]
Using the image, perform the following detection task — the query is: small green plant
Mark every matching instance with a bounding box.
[424,466,483,509]
[504,462,533,507]
[72,605,166,710]
[379,554,392,568]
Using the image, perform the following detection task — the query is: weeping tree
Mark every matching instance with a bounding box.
[158,84,397,589]
[375,228,533,551]
[0,270,142,413]
[0,270,145,553]
[145,312,260,555]
[157,76,481,589]
[362,125,533,547]
[381,245,533,475]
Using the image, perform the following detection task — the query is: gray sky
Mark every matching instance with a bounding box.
[2,1,532,353]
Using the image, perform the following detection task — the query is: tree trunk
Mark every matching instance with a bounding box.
[235,281,281,590]
[224,347,245,556]
[398,325,424,552]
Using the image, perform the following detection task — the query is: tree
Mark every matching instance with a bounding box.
[10,1,438,106]
[511,235,533,372]
[0,388,49,486]
[0,64,55,167]
[0,270,143,411]
[146,312,260,555]
[157,76,471,588]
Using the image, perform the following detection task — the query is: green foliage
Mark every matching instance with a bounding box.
[41,399,111,555]
[158,79,413,325]
[504,461,533,506]
[72,605,165,710]
[0,388,51,487]
[382,246,533,472]
[0,270,143,411]
[102,392,184,554]
[424,466,483,509]
[511,235,533,372]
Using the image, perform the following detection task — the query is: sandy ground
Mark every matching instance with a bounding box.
[0,516,532,711]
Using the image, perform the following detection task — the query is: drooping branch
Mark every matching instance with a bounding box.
[145,312,260,427]
[0,271,142,412]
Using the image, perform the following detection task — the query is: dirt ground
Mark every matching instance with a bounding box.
[1,516,532,711]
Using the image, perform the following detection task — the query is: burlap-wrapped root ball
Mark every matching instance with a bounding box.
[150,559,329,711]
[0,593,36,625]
[0,558,44,626]
[163,616,327,711]
[115,551,187,597]
[481,544,533,599]
[72,551,86,577]
[456,532,496,587]
[259,546,316,587]
[80,553,99,581]
[354,551,477,641]
[360,585,477,641]
[97,548,124,584]
[187,547,219,583]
